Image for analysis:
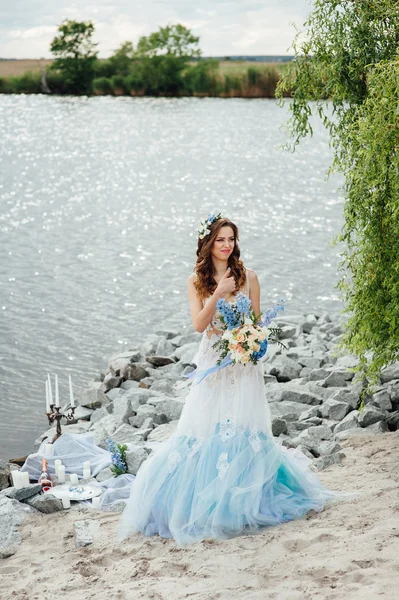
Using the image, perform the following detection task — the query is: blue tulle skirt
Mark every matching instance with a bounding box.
[118,422,351,547]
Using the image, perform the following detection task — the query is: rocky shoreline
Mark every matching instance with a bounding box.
[1,310,399,559]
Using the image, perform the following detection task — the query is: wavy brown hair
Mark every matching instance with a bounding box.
[193,217,246,300]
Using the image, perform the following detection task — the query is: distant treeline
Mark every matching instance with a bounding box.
[0,21,293,98]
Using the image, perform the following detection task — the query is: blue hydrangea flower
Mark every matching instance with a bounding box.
[252,339,268,360]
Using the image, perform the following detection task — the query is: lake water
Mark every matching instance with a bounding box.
[0,95,345,461]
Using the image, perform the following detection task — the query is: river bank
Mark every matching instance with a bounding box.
[1,309,399,597]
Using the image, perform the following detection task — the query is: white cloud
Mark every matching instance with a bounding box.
[0,0,312,59]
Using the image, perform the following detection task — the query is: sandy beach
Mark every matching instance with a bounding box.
[1,430,398,600]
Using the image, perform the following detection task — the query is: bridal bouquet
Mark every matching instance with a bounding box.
[212,294,286,366]
[184,294,286,385]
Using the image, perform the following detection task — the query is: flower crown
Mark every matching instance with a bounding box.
[198,213,223,239]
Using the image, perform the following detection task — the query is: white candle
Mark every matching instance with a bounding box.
[83,461,90,469]
[44,443,53,456]
[45,380,51,414]
[47,373,53,407]
[57,465,66,483]
[83,467,91,480]
[55,374,60,408]
[69,374,75,408]
[60,492,70,509]
[20,472,30,487]
[69,473,78,485]
[12,471,23,489]
[54,459,62,477]
[92,496,101,509]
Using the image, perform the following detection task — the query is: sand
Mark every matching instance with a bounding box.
[1,431,398,600]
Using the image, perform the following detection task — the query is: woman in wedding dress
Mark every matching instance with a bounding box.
[118,215,354,546]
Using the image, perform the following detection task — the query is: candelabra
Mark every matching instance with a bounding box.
[46,405,76,443]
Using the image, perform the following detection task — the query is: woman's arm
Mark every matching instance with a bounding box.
[187,270,235,333]
[248,269,261,321]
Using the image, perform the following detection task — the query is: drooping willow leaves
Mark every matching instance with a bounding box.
[276,0,399,396]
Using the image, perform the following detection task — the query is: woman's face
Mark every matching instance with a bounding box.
[211,225,235,261]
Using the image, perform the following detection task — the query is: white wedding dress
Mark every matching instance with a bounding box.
[118,267,353,546]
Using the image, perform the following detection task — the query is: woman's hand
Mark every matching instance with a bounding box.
[215,267,236,298]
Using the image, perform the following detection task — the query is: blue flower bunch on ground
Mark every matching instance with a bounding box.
[106,437,128,476]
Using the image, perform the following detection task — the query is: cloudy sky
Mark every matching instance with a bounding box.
[0,0,313,59]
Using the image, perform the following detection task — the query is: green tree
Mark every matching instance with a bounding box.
[50,19,98,94]
[109,41,134,76]
[135,24,201,59]
[276,0,399,396]
[130,24,201,96]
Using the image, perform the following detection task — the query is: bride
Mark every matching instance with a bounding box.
[118,214,353,546]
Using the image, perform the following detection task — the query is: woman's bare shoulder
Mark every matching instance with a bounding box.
[188,272,198,284]
[245,267,258,280]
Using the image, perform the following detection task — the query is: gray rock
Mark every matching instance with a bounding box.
[126,447,149,475]
[320,398,351,421]
[141,417,155,430]
[90,415,119,447]
[147,420,179,442]
[317,441,342,456]
[0,496,33,558]
[335,420,388,440]
[73,405,95,421]
[298,406,322,421]
[79,382,110,409]
[270,401,311,421]
[0,460,10,491]
[149,379,176,395]
[271,418,288,436]
[112,424,151,445]
[366,420,389,434]
[124,363,149,382]
[314,452,346,471]
[333,411,360,434]
[358,405,387,427]
[108,350,141,369]
[1,483,42,502]
[90,406,110,425]
[380,363,399,384]
[296,357,323,369]
[146,355,175,367]
[278,325,297,339]
[267,355,302,382]
[120,380,140,391]
[141,335,163,356]
[102,373,123,392]
[105,388,126,402]
[322,370,354,388]
[174,342,200,365]
[25,493,63,513]
[295,425,333,444]
[331,388,359,409]
[128,404,156,428]
[368,389,392,412]
[295,417,323,430]
[387,411,399,430]
[113,397,136,424]
[95,467,114,482]
[154,398,184,421]
[155,338,175,357]
[308,368,331,381]
[299,315,318,334]
[74,519,101,548]
[155,329,180,340]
